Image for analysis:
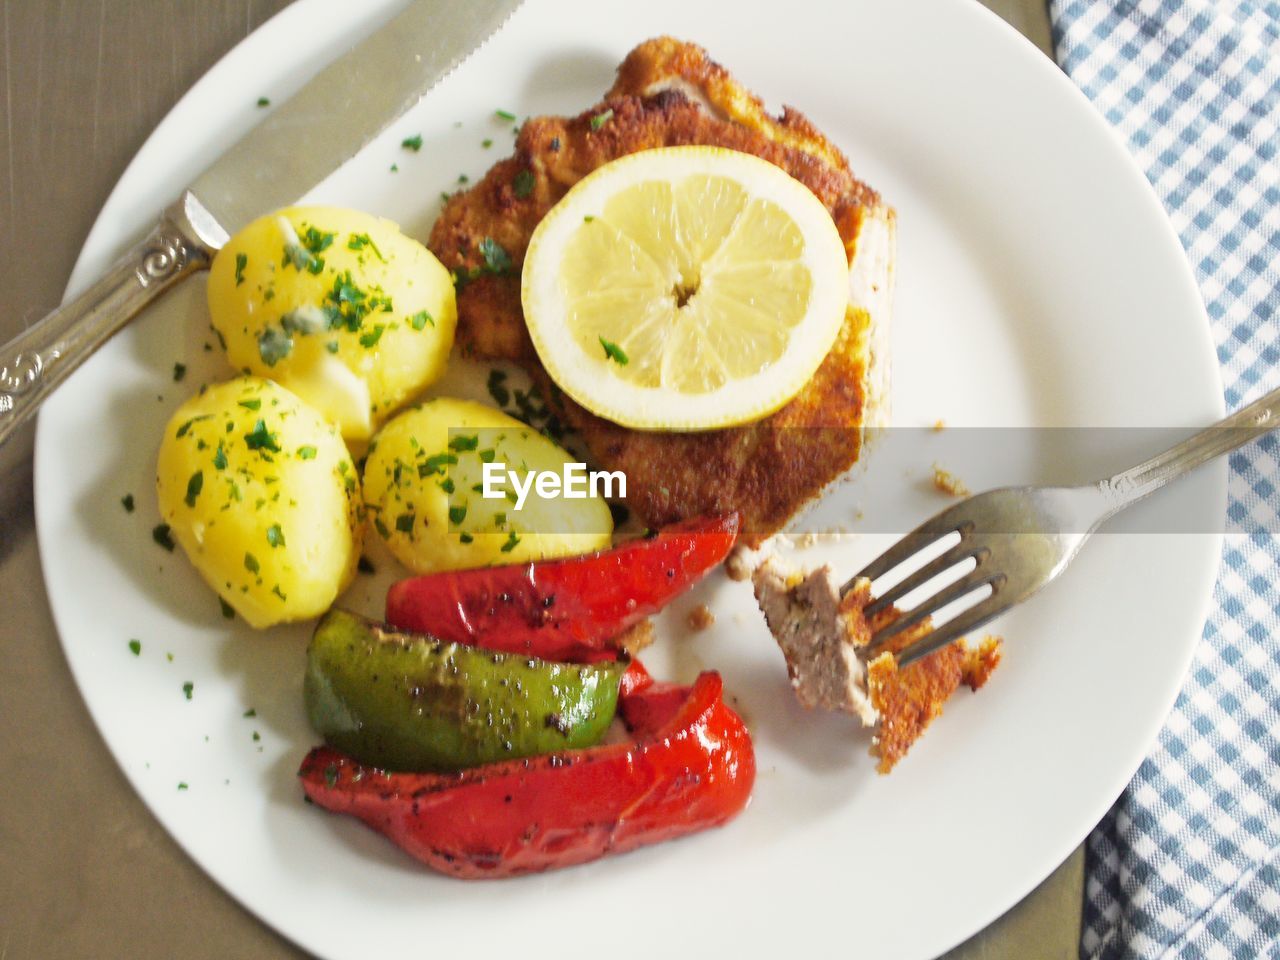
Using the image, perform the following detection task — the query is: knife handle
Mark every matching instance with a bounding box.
[0,191,223,450]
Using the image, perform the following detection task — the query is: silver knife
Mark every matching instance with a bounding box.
[0,0,523,449]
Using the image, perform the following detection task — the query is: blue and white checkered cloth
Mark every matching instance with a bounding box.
[1047,1,1280,956]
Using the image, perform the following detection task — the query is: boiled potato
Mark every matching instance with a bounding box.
[157,377,363,628]
[207,206,456,442]
[363,398,613,574]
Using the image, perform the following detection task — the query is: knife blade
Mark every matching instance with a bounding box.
[0,0,523,448]
[189,0,524,244]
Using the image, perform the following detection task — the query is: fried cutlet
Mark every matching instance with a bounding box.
[752,559,1001,773]
[429,37,895,547]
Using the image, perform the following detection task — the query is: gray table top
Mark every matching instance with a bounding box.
[0,2,1081,957]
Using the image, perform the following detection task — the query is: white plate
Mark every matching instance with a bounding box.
[35,1,1226,958]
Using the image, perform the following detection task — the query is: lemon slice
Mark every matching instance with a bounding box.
[521,146,849,431]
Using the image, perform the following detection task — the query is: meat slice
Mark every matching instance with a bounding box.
[752,556,1001,772]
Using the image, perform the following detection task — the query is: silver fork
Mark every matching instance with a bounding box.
[845,386,1280,667]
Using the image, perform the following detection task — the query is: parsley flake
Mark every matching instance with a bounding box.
[590,108,614,131]
[121,493,135,513]
[296,445,317,460]
[599,336,629,365]
[238,398,261,411]
[219,597,235,620]
[409,310,433,330]
[172,362,186,382]
[257,326,293,366]
[256,96,270,108]
[234,252,247,286]
[448,505,467,526]
[449,434,479,452]
[494,109,517,122]
[182,681,194,701]
[184,471,204,508]
[152,523,176,552]
[358,324,385,348]
[513,169,535,198]
[501,531,521,553]
[244,419,281,453]
[244,552,260,574]
[128,639,141,656]
[395,513,415,534]
[401,134,423,152]
[213,443,228,471]
[266,524,286,548]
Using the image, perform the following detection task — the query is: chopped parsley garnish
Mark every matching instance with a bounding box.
[121,493,135,513]
[238,398,261,411]
[302,226,334,255]
[439,477,455,494]
[409,310,433,330]
[479,448,496,463]
[479,236,511,274]
[234,252,247,286]
[213,443,228,471]
[449,434,479,452]
[482,138,493,148]
[296,445,317,460]
[128,639,142,656]
[357,556,375,574]
[401,134,423,151]
[244,419,281,453]
[347,232,384,261]
[266,524,286,548]
[184,471,204,508]
[599,336,629,365]
[172,362,186,382]
[271,585,287,601]
[459,532,474,544]
[390,163,399,173]
[448,504,467,525]
[326,340,340,354]
[243,708,257,718]
[487,369,510,406]
[182,681,194,701]
[501,531,521,553]
[374,517,391,540]
[219,597,235,620]
[395,513,415,534]
[257,326,293,366]
[175,414,211,438]
[152,523,176,552]
[178,782,189,791]
[458,173,469,184]
[256,96,270,107]
[494,109,517,122]
[583,215,595,223]
[244,552,260,574]
[512,169,535,198]
[590,108,614,131]
[419,452,457,477]
[358,324,386,348]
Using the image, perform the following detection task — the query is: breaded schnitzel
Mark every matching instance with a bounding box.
[752,560,1001,773]
[429,38,894,546]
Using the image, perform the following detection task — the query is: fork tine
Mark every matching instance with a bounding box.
[875,591,1012,668]
[863,541,988,618]
[842,508,972,592]
[869,567,1004,650]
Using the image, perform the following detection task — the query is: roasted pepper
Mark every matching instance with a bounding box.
[305,609,624,772]
[298,669,754,877]
[384,513,740,661]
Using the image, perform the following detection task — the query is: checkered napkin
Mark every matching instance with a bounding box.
[1047,1,1280,957]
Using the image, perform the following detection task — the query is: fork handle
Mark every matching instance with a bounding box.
[1098,385,1280,512]
[0,192,222,451]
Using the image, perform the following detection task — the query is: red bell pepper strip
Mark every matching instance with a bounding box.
[384,513,740,662]
[298,671,754,878]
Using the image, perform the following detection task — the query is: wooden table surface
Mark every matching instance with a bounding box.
[0,2,1081,957]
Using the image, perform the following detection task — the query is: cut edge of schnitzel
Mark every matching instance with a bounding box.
[427,37,896,546]
[752,559,1002,773]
